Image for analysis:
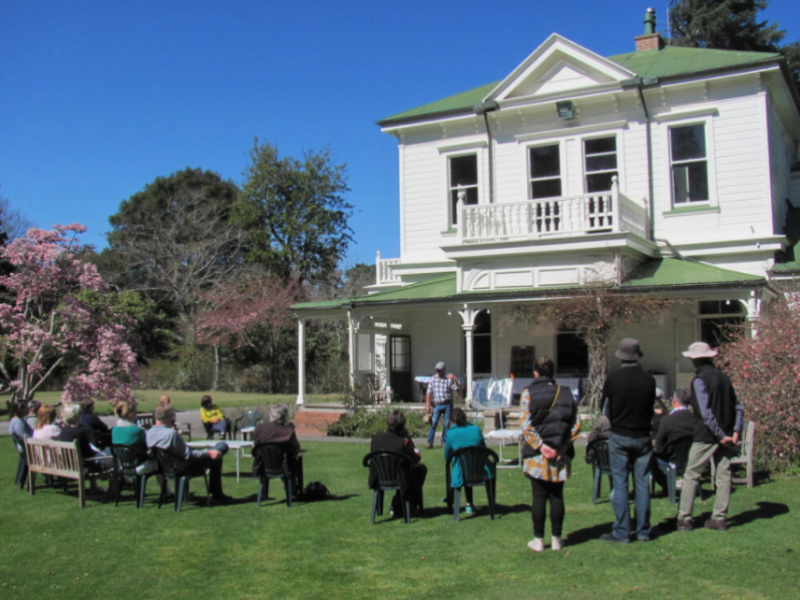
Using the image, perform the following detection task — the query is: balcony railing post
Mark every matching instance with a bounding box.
[457,196,465,243]
[611,175,620,232]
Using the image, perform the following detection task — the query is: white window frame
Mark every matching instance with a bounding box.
[438,143,485,230]
[582,134,620,194]
[527,141,564,200]
[663,117,717,209]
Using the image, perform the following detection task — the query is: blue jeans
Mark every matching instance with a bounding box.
[608,432,653,540]
[427,403,452,445]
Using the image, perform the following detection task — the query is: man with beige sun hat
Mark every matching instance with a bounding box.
[676,342,743,532]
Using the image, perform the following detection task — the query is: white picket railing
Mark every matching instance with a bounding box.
[457,179,648,244]
[375,252,402,286]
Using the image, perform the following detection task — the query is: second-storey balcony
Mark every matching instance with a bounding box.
[457,180,649,244]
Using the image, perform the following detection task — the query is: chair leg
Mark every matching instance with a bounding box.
[485,481,495,520]
[371,490,379,524]
[175,478,186,512]
[453,488,462,522]
[399,490,410,524]
[377,490,384,516]
[285,477,293,508]
[667,469,677,504]
[592,468,600,505]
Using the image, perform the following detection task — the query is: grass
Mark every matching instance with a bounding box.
[1,390,341,417]
[1,441,797,600]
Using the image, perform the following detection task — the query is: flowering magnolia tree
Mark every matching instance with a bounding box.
[721,283,800,472]
[0,224,140,404]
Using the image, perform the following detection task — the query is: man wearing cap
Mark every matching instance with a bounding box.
[425,362,459,449]
[677,342,743,532]
[599,338,656,544]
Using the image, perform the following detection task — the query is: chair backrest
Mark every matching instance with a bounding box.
[450,445,498,486]
[152,447,186,478]
[591,439,612,473]
[738,420,755,460]
[241,410,263,429]
[111,444,150,476]
[364,374,378,392]
[11,433,25,456]
[254,444,290,478]
[362,451,412,489]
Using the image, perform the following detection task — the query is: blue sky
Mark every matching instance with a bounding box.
[2,0,797,269]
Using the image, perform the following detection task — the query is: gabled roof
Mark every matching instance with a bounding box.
[378,44,783,127]
[292,259,764,312]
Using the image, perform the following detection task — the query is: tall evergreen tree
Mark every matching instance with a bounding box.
[669,0,799,88]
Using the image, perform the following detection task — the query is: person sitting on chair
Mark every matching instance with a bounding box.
[25,400,42,430]
[9,401,33,440]
[112,400,160,476]
[200,395,228,439]
[444,407,488,516]
[79,399,112,449]
[369,410,427,517]
[146,403,231,504]
[33,405,61,440]
[652,388,696,493]
[57,403,112,494]
[252,403,304,496]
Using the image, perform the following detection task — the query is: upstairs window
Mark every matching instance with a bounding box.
[529,144,562,199]
[584,136,618,193]
[670,124,709,204]
[449,154,478,226]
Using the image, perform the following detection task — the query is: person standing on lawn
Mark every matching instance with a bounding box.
[677,342,743,532]
[520,356,581,552]
[600,338,656,544]
[425,361,459,449]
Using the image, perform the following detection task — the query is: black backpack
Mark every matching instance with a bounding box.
[303,481,331,501]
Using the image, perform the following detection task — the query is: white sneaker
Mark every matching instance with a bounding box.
[551,537,563,551]
[527,538,544,552]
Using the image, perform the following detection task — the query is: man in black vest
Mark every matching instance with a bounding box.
[599,338,656,544]
[677,342,743,532]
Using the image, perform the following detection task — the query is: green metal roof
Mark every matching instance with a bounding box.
[608,46,781,80]
[292,259,764,312]
[378,46,781,126]
[622,258,764,287]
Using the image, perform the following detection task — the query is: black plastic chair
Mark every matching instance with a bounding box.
[652,436,695,503]
[590,439,614,505]
[362,450,418,524]
[447,446,499,522]
[111,444,157,509]
[11,434,28,489]
[254,444,298,507]
[153,447,210,512]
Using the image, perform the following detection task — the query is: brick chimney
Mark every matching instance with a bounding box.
[635,7,664,51]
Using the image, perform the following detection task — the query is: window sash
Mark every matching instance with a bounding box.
[529,144,562,199]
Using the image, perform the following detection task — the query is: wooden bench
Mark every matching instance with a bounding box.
[24,437,113,507]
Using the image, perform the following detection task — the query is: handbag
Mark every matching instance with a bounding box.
[422,412,431,425]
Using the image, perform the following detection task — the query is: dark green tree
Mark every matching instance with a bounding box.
[106,168,245,341]
[235,139,353,285]
[669,0,799,88]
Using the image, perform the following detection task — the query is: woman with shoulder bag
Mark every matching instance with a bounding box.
[520,356,581,553]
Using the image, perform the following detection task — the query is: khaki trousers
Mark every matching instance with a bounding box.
[677,441,735,521]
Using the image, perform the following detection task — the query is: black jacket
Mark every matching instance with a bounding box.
[602,363,656,438]
[523,376,577,450]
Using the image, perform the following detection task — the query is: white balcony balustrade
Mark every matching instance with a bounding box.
[375,251,402,286]
[457,178,648,244]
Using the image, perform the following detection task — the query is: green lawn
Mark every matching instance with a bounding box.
[1,441,796,600]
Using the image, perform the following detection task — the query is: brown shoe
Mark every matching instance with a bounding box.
[704,518,727,531]
[676,517,693,531]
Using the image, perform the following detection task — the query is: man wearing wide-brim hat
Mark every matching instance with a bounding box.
[599,338,657,544]
[676,342,743,533]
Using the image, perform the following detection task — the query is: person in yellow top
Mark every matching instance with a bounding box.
[200,395,228,439]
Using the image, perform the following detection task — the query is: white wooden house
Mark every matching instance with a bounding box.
[293,10,800,406]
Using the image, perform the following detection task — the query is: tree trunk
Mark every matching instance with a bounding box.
[212,343,220,391]
[584,328,610,413]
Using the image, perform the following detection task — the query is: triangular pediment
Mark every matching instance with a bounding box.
[487,34,636,103]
